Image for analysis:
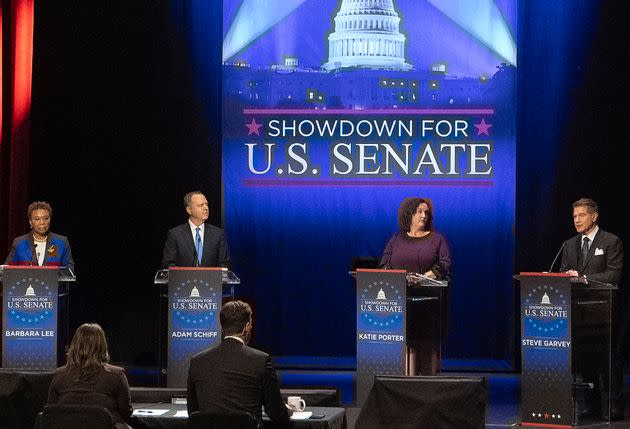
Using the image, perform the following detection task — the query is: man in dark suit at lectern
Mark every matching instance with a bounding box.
[162,191,231,268]
[559,197,624,421]
[187,300,292,428]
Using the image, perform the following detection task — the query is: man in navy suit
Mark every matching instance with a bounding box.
[187,300,292,428]
[560,197,624,421]
[162,191,231,269]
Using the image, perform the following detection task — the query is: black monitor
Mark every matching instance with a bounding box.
[350,256,380,271]
[355,375,487,429]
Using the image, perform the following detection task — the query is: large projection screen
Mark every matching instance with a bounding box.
[221,0,517,365]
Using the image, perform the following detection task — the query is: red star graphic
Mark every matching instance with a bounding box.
[474,118,492,136]
[245,118,263,136]
[544,413,549,419]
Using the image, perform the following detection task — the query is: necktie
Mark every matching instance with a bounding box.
[581,236,590,267]
[195,227,203,266]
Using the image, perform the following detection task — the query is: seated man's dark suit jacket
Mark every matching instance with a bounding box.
[162,222,231,269]
[559,228,623,284]
[187,338,291,429]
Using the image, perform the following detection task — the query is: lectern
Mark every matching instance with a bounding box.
[1,265,76,369]
[514,272,615,426]
[154,267,240,387]
[353,268,448,406]
[406,272,449,377]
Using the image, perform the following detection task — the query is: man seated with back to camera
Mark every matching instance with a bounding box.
[187,300,292,428]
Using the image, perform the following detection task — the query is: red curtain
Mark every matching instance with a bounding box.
[0,0,34,259]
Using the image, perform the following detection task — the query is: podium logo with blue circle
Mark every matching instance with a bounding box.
[358,279,404,340]
[522,284,569,340]
[5,278,55,336]
[171,279,219,336]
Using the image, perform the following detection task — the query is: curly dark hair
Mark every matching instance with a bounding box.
[27,201,52,219]
[398,197,434,233]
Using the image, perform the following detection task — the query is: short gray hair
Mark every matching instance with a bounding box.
[572,197,598,214]
[183,191,204,209]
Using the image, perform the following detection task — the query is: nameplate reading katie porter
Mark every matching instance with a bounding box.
[355,269,407,407]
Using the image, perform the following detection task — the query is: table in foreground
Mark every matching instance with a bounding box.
[131,403,347,429]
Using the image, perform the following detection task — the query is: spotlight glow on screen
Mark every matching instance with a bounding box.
[222,0,308,62]
[427,0,517,66]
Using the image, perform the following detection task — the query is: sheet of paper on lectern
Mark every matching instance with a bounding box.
[291,411,313,420]
[132,409,169,416]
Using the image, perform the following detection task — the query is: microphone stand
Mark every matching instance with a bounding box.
[547,242,566,273]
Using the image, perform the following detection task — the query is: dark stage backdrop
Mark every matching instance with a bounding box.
[12,0,629,370]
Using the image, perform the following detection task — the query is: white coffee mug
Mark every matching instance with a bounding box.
[287,396,306,412]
